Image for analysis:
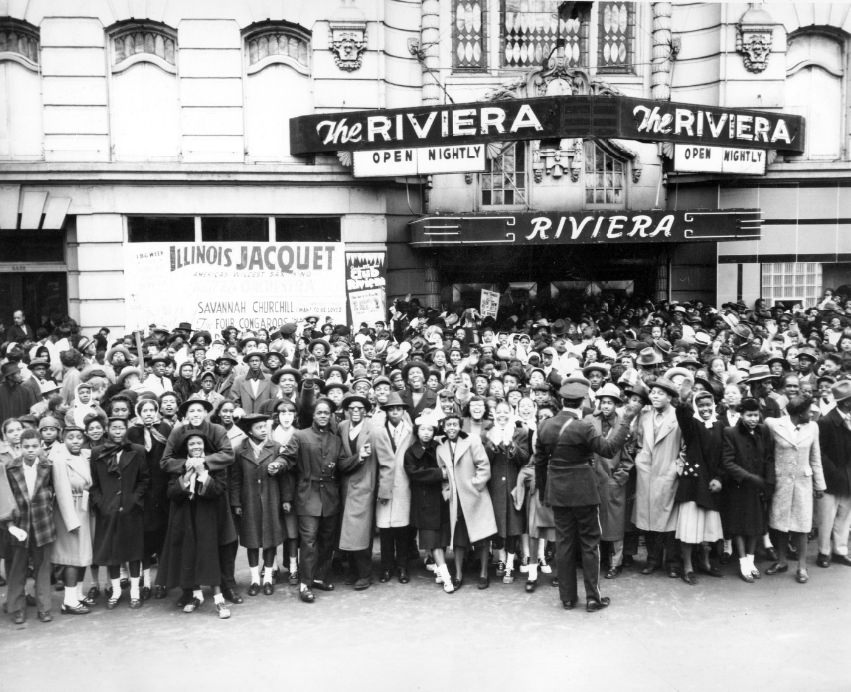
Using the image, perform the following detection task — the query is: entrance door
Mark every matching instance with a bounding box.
[0,272,68,334]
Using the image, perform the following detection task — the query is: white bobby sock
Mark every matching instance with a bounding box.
[213,593,224,605]
[76,583,84,601]
[192,589,204,602]
[110,578,121,596]
[505,553,516,573]
[130,576,141,600]
[250,566,260,584]
[763,533,773,548]
[63,586,78,607]
[143,568,151,587]
[527,562,538,581]
[263,567,274,584]
[289,556,298,573]
[537,542,547,559]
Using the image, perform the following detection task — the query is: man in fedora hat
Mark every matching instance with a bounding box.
[815,379,851,568]
[0,361,39,421]
[535,376,641,612]
[143,354,173,397]
[745,365,782,419]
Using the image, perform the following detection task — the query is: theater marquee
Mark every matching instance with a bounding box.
[409,210,762,247]
[290,96,805,155]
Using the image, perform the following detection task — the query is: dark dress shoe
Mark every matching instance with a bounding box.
[832,554,851,567]
[248,583,261,596]
[81,594,97,607]
[140,586,152,600]
[61,602,91,615]
[129,598,142,609]
[176,590,193,608]
[451,577,463,591]
[299,588,315,603]
[37,611,53,623]
[681,571,697,586]
[87,585,101,601]
[153,585,167,599]
[696,563,723,578]
[379,570,392,583]
[667,565,681,579]
[795,568,809,584]
[586,597,611,613]
[562,600,577,610]
[343,573,357,586]
[766,562,789,575]
[477,576,490,590]
[288,571,300,586]
[816,553,831,568]
[398,568,410,584]
[13,610,25,624]
[223,588,243,605]
[311,580,335,591]
[353,578,371,591]
[641,562,658,575]
[622,555,635,568]
[525,580,537,593]
[262,582,274,596]
[739,572,754,584]
[605,566,622,579]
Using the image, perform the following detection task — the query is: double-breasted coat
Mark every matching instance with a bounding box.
[90,442,150,564]
[50,446,93,567]
[632,405,682,533]
[765,418,826,533]
[721,421,775,536]
[4,455,56,548]
[482,425,530,538]
[436,433,497,544]
[281,423,359,517]
[817,408,851,497]
[374,421,413,529]
[337,420,377,551]
[228,437,288,549]
[588,410,634,541]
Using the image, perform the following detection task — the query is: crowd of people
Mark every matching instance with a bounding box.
[0,289,850,622]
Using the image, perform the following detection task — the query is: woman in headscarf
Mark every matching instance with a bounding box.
[673,383,725,584]
[482,400,530,585]
[126,397,171,599]
[156,430,235,619]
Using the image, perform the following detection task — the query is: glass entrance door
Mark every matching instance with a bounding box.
[0,272,68,336]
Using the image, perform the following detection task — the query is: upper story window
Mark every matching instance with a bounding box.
[481,142,527,207]
[244,21,311,75]
[110,20,177,73]
[584,140,626,206]
[785,30,844,160]
[0,18,39,70]
[502,0,589,69]
[597,1,634,73]
[453,1,486,71]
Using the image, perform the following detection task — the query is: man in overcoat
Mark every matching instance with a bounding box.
[815,379,851,567]
[535,377,640,612]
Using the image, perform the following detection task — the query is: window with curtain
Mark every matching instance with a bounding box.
[243,22,313,162]
[107,20,180,161]
[785,31,843,160]
[481,142,526,207]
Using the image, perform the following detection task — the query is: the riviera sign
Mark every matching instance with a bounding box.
[289,95,805,155]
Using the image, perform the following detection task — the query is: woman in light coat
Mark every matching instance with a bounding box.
[765,395,826,584]
[437,413,497,590]
[337,393,377,590]
[632,378,683,576]
[50,425,94,614]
